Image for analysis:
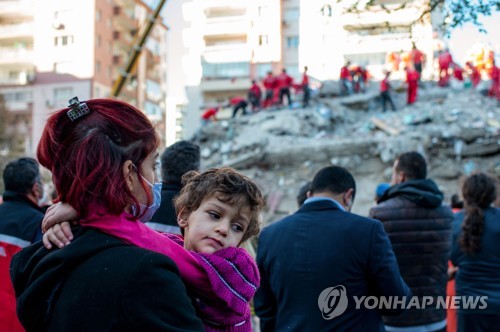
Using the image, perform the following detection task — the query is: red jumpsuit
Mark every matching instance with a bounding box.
[453,65,464,81]
[262,74,276,108]
[438,51,453,87]
[488,66,499,100]
[406,69,419,104]
[467,63,481,87]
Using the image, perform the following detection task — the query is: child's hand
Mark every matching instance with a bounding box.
[42,222,74,249]
[42,202,79,233]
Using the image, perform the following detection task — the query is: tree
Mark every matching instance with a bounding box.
[343,0,500,33]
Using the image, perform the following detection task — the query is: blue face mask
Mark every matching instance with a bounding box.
[132,176,162,223]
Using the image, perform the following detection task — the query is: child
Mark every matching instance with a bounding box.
[42,167,265,332]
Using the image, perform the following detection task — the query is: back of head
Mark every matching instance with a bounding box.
[396,151,427,180]
[459,172,496,255]
[160,140,200,183]
[37,98,159,218]
[296,181,312,207]
[174,167,265,243]
[3,157,40,194]
[310,166,356,200]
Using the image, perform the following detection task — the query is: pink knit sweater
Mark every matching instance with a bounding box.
[81,212,259,331]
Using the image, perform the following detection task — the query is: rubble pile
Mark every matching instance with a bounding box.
[192,85,500,219]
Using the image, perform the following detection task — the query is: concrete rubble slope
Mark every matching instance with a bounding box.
[192,84,500,222]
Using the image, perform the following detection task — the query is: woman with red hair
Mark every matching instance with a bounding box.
[10,98,203,331]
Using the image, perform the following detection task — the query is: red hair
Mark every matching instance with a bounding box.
[37,99,159,218]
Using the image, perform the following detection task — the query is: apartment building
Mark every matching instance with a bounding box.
[0,0,168,155]
[167,0,440,139]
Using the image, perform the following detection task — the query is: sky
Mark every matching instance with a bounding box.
[447,12,500,65]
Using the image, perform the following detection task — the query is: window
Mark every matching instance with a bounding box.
[146,79,162,100]
[321,4,332,17]
[95,61,101,74]
[96,35,102,48]
[145,101,162,118]
[96,9,101,21]
[54,35,74,46]
[344,53,386,65]
[94,86,101,98]
[107,66,112,78]
[202,62,250,78]
[283,7,300,21]
[54,87,73,101]
[286,36,299,48]
[258,35,269,46]
[8,71,19,80]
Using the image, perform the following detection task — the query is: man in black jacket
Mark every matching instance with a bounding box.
[369,151,453,332]
[255,166,411,331]
[148,140,200,234]
[1,158,45,331]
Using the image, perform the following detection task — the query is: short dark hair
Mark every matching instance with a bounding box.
[310,166,356,200]
[3,157,40,194]
[296,181,311,207]
[396,151,427,180]
[160,140,200,183]
[175,167,265,243]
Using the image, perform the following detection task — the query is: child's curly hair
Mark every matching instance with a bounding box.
[174,167,265,243]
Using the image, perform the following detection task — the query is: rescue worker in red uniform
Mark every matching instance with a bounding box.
[277,69,293,107]
[406,66,420,105]
[466,61,481,88]
[411,43,425,81]
[301,66,310,107]
[340,61,352,96]
[262,71,276,108]
[248,80,262,111]
[438,49,453,87]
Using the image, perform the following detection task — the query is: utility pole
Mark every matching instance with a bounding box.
[110,0,167,97]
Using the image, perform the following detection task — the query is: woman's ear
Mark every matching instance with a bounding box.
[122,160,136,192]
[177,207,189,228]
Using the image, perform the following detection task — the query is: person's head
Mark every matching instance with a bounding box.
[296,181,312,207]
[267,71,273,76]
[450,193,463,210]
[282,68,287,74]
[37,98,160,220]
[412,42,416,49]
[3,157,44,206]
[174,167,265,253]
[160,140,200,183]
[309,166,356,211]
[459,172,496,255]
[304,66,308,72]
[384,70,391,78]
[391,151,427,185]
[251,79,257,85]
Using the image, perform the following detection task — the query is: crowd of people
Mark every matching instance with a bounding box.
[201,67,311,125]
[0,96,499,331]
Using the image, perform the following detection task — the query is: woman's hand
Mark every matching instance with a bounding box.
[42,202,79,233]
[43,222,74,249]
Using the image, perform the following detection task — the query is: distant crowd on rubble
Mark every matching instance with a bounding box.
[201,44,500,125]
[2,98,500,332]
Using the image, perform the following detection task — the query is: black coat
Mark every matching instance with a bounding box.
[255,199,411,332]
[10,227,204,332]
[148,182,182,234]
[0,191,44,242]
[370,179,453,327]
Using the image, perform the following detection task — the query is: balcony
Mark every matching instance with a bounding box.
[200,77,251,92]
[113,30,134,51]
[203,43,251,63]
[0,47,34,65]
[0,0,35,18]
[203,17,249,36]
[113,6,138,32]
[0,22,34,39]
[343,32,412,54]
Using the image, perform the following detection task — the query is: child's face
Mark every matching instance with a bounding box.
[178,195,251,254]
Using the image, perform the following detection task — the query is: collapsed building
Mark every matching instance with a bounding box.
[192,83,500,221]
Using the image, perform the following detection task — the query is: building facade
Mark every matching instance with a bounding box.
[0,0,168,155]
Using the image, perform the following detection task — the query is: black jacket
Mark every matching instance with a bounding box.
[255,199,411,332]
[10,227,204,332]
[369,179,453,327]
[0,191,44,242]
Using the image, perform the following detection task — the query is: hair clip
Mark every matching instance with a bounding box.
[67,96,90,121]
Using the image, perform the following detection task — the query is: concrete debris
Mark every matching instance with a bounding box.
[192,84,500,219]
